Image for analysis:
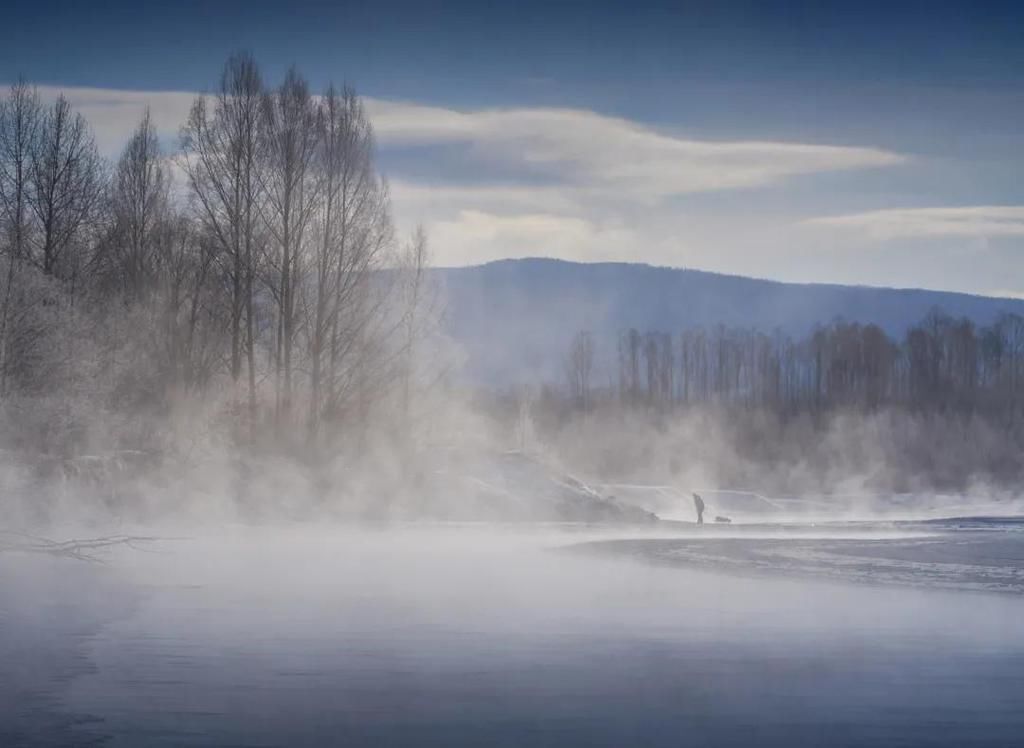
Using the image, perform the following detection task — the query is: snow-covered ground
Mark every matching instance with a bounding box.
[575,517,1024,595]
[599,483,1024,524]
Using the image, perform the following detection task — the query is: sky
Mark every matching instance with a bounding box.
[2,0,1023,296]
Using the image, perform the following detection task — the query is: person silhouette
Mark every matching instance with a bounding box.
[692,492,705,525]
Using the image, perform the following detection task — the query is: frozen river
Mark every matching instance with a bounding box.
[3,522,1023,746]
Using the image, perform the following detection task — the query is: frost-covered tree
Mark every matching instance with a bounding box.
[179,51,265,413]
[28,94,102,282]
[260,68,321,422]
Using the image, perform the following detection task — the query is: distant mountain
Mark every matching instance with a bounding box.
[433,258,1024,385]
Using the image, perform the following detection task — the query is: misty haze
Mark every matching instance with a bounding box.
[2,3,1024,747]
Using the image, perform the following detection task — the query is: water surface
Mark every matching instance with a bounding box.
[3,524,1023,746]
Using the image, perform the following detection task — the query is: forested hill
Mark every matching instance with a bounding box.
[435,258,1024,384]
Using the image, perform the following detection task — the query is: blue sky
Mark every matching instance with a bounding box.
[3,0,1023,295]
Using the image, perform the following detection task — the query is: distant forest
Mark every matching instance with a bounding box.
[562,311,1024,421]
[519,313,1024,495]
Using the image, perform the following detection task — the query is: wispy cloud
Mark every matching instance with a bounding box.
[388,180,580,219]
[17,86,906,199]
[367,100,905,200]
[33,85,196,155]
[428,209,640,266]
[804,206,1024,240]
[372,101,906,263]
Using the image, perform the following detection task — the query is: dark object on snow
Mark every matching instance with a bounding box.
[692,492,705,525]
[714,515,732,524]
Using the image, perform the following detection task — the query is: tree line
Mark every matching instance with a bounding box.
[565,310,1024,424]
[0,54,438,466]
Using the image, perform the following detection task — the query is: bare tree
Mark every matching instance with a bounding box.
[309,85,395,440]
[617,328,641,403]
[566,330,594,411]
[179,52,264,417]
[28,94,102,282]
[0,79,42,396]
[106,109,169,300]
[260,68,321,422]
[136,215,225,395]
[0,79,40,261]
[396,225,444,427]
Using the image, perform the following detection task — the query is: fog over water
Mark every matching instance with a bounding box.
[3,523,1024,747]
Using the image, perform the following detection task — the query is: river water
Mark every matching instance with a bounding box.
[3,524,1023,746]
